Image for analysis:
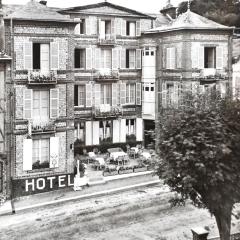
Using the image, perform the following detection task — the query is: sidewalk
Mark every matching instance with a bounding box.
[0,171,160,216]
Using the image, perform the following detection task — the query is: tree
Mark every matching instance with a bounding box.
[156,91,240,240]
[178,0,240,27]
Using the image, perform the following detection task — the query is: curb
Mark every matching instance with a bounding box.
[1,179,161,216]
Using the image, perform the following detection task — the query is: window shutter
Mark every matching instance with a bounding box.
[216,46,223,69]
[120,83,126,105]
[50,88,59,118]
[120,119,126,143]
[85,121,92,146]
[117,83,121,105]
[86,48,92,70]
[74,23,80,35]
[112,83,118,106]
[162,82,167,108]
[24,42,32,70]
[198,46,204,69]
[50,42,59,70]
[116,18,122,36]
[121,19,126,36]
[111,19,115,36]
[136,118,143,141]
[136,83,142,105]
[120,49,126,69]
[86,83,93,107]
[24,89,32,119]
[92,121,99,145]
[50,137,59,168]
[166,48,171,69]
[85,18,91,35]
[173,82,179,108]
[113,120,120,143]
[136,20,141,36]
[136,49,142,69]
[94,84,101,107]
[192,43,199,69]
[112,48,119,70]
[23,138,32,171]
[95,48,101,69]
[168,47,176,69]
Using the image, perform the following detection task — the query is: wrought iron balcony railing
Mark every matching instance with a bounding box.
[93,104,123,119]
[29,120,56,134]
[28,70,57,85]
[98,34,116,46]
[94,69,119,81]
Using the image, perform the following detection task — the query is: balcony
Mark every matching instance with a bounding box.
[93,104,123,119]
[98,34,116,46]
[94,69,119,81]
[30,120,56,135]
[28,70,57,85]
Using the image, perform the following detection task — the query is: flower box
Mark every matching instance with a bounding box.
[133,166,148,173]
[119,168,133,175]
[103,170,118,177]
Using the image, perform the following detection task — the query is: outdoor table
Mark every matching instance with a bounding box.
[110,151,127,161]
[141,151,151,160]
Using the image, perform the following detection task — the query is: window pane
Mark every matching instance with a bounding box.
[129,50,135,69]
[130,84,135,103]
[41,139,49,164]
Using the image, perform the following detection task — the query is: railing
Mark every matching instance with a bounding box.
[28,70,57,85]
[94,69,119,81]
[198,69,228,80]
[93,104,123,118]
[29,120,56,134]
[98,34,116,45]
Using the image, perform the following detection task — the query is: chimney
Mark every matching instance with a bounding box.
[39,0,47,6]
[0,0,5,53]
[160,0,177,19]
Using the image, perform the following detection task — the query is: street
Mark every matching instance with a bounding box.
[0,183,235,240]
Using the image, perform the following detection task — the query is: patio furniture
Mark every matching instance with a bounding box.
[110,151,127,161]
[140,151,151,160]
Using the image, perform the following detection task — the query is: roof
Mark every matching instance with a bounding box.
[4,0,74,23]
[59,1,155,19]
[144,10,233,34]
[148,13,170,27]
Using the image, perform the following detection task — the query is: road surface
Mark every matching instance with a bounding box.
[0,183,239,240]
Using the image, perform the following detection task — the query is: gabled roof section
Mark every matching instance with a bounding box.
[5,0,74,23]
[144,10,233,34]
[59,1,155,19]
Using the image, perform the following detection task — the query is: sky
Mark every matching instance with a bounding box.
[2,0,184,13]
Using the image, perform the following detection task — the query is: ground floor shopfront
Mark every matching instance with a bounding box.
[74,117,144,154]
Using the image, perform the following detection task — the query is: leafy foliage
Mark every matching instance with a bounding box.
[156,91,240,239]
[178,0,240,27]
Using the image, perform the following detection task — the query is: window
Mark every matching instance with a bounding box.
[204,47,216,68]
[166,83,174,106]
[126,119,135,136]
[166,47,176,69]
[126,21,136,36]
[32,138,50,169]
[99,120,112,142]
[33,43,50,71]
[0,162,2,193]
[100,20,111,39]
[74,19,86,35]
[101,49,112,69]
[126,84,135,104]
[74,49,86,69]
[101,84,112,105]
[74,85,85,107]
[126,49,136,69]
[75,122,85,142]
[33,90,49,125]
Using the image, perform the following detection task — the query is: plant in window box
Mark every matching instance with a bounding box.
[32,160,50,170]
